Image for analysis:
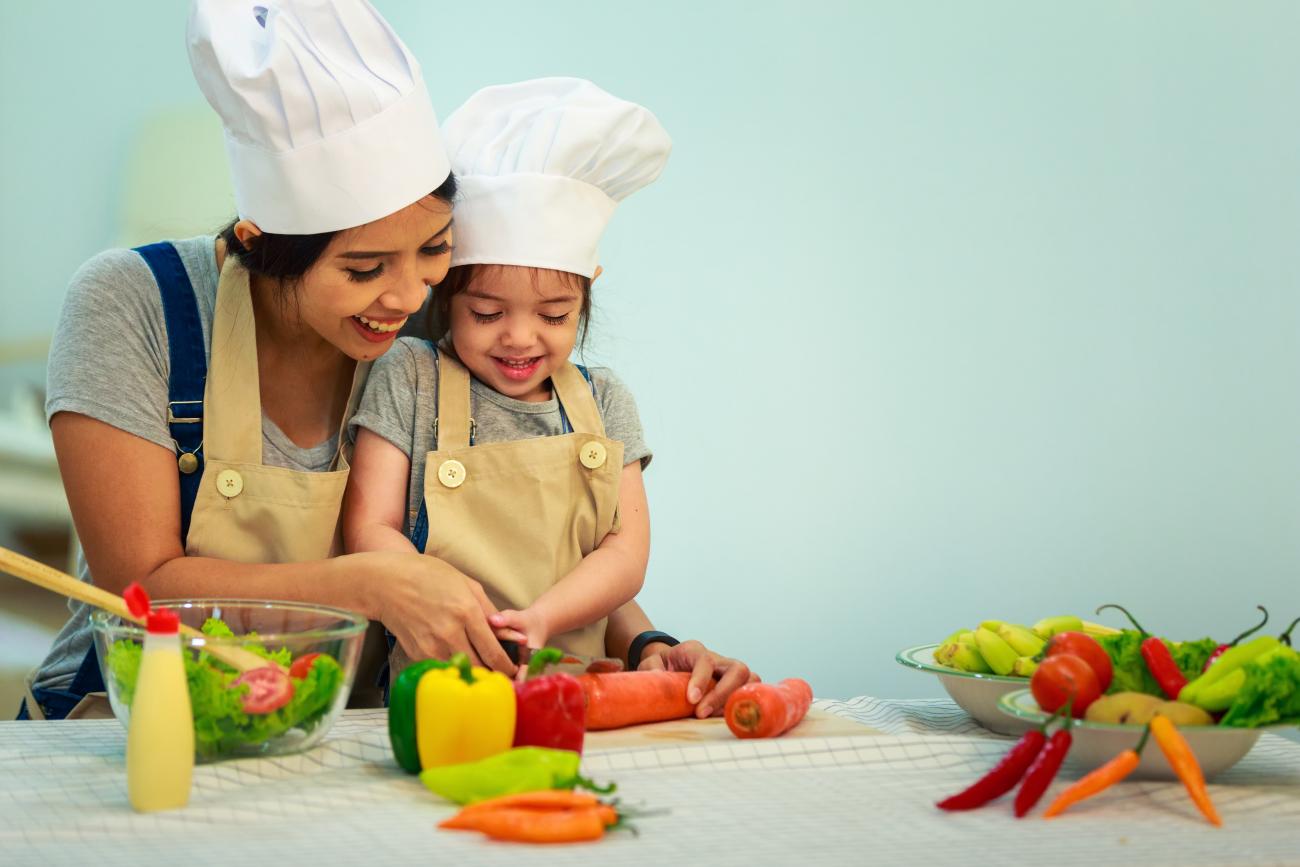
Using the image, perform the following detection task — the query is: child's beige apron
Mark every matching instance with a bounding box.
[391,350,622,674]
[26,258,384,718]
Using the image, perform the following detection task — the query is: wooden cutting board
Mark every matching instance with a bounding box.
[584,708,882,753]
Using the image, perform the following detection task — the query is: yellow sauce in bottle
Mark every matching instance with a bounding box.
[126,617,194,812]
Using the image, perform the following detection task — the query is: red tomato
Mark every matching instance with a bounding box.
[289,652,322,680]
[1030,654,1101,717]
[233,666,294,714]
[1044,631,1113,693]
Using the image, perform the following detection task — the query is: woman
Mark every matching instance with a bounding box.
[22,0,752,720]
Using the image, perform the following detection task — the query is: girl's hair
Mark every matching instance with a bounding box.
[426,264,593,351]
[217,173,459,295]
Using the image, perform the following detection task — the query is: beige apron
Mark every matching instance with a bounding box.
[29,257,383,719]
[393,351,622,673]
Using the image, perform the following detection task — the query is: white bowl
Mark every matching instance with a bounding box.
[896,644,1032,736]
[997,688,1274,780]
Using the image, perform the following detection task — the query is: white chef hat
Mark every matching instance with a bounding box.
[187,0,449,234]
[443,78,671,279]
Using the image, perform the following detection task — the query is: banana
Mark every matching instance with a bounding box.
[942,629,975,645]
[1011,656,1039,677]
[1031,615,1085,640]
[1080,620,1122,637]
[979,620,1005,633]
[974,627,1018,676]
[997,623,1047,657]
[935,638,991,673]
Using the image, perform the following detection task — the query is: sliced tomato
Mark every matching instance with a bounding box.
[233,666,294,714]
[289,652,323,680]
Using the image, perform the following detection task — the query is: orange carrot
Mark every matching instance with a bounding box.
[1043,726,1149,819]
[441,806,607,843]
[577,671,694,730]
[725,678,814,738]
[1150,715,1222,827]
[453,789,601,818]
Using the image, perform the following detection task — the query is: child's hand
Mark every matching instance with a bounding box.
[489,609,548,650]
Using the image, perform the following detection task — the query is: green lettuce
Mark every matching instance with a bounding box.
[1096,630,1218,695]
[1219,647,1300,728]
[105,618,343,759]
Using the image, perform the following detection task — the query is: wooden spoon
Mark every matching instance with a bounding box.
[0,545,285,674]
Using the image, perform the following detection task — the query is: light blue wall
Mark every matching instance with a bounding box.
[2,2,1298,699]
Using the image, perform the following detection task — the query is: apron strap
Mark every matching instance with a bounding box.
[135,242,206,545]
[434,347,473,449]
[203,259,265,464]
[552,362,605,436]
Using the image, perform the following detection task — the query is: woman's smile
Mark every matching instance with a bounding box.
[349,314,407,344]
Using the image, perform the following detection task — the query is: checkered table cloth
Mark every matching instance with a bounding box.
[2,698,1297,866]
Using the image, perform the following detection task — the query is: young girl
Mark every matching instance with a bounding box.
[343,78,671,664]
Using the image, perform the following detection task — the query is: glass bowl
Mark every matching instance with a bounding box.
[896,643,1033,736]
[91,599,367,762]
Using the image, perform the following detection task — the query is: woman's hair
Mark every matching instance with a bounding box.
[425,264,593,351]
[217,173,459,292]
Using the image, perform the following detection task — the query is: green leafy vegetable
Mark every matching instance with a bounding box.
[106,618,343,759]
[1096,630,1217,695]
[1219,647,1300,728]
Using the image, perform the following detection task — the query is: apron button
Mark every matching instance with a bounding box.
[215,469,243,498]
[178,452,200,475]
[437,459,467,488]
[578,441,607,469]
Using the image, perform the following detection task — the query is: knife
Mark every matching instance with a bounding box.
[499,640,624,677]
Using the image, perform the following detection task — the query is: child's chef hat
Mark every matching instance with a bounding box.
[443,78,671,279]
[187,0,449,234]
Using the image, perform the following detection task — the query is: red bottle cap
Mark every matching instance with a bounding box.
[123,582,151,619]
[146,609,180,634]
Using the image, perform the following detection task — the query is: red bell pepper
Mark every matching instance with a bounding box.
[512,648,586,754]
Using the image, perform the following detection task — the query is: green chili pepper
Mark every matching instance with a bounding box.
[1192,667,1248,712]
[388,658,451,774]
[1178,635,1278,705]
[419,747,607,805]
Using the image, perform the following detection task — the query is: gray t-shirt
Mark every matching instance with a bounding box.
[35,235,339,694]
[348,337,651,538]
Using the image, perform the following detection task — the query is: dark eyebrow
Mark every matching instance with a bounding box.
[336,217,454,260]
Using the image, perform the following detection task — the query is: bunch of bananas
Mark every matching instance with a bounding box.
[935,616,1119,677]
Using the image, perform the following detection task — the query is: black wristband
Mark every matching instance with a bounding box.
[627,630,680,671]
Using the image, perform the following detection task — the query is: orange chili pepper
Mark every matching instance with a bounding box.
[452,789,603,816]
[1150,714,1222,827]
[1043,726,1150,819]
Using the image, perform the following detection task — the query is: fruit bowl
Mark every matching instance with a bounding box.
[997,688,1273,780]
[91,600,367,762]
[896,644,1032,736]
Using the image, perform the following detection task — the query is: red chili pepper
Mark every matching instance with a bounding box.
[1013,717,1073,817]
[1204,606,1269,672]
[1096,604,1186,700]
[512,648,586,754]
[936,728,1047,811]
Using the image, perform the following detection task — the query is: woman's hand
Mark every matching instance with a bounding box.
[365,551,516,675]
[639,640,760,718]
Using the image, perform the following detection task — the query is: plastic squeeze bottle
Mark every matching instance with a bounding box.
[126,607,194,812]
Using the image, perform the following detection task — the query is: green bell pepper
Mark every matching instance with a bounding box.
[418,747,591,805]
[388,658,451,774]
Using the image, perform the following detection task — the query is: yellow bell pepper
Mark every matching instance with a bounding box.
[416,653,516,770]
